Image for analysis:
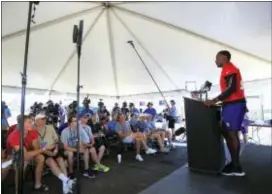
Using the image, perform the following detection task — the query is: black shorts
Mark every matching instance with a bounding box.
[43,149,65,161]
[168,118,176,129]
[94,137,106,150]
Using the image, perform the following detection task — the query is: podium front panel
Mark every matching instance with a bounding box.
[184,97,225,173]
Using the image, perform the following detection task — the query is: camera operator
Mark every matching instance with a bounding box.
[81,96,94,116]
[45,100,59,128]
[67,101,77,118]
[129,103,140,119]
[97,102,110,124]
[111,103,121,117]
[121,102,130,120]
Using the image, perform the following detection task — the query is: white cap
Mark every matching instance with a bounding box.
[35,113,47,120]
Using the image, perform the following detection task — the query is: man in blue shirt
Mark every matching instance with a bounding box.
[144,102,157,121]
[1,102,11,131]
[61,115,95,179]
[166,100,177,139]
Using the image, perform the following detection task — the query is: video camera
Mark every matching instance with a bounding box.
[83,95,91,108]
[98,99,104,108]
[44,100,59,125]
[68,100,77,117]
[30,102,43,116]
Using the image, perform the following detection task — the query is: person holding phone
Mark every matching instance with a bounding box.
[35,113,75,194]
[85,113,110,172]
[7,115,55,193]
[61,115,95,179]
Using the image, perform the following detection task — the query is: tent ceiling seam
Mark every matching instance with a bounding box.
[49,8,105,91]
[2,5,102,42]
[112,8,180,91]
[112,5,271,64]
[106,8,120,97]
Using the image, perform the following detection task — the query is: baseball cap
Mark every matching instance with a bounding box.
[35,113,47,120]
[79,112,90,118]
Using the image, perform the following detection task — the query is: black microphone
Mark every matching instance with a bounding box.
[127,40,135,48]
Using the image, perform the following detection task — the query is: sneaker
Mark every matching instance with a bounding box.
[136,154,144,162]
[232,166,246,177]
[99,164,110,172]
[63,179,75,194]
[160,147,170,153]
[83,170,95,178]
[92,164,100,171]
[68,173,76,180]
[67,179,76,190]
[145,148,157,155]
[221,163,233,176]
[170,144,176,149]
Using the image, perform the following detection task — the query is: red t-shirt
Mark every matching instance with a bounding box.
[220,62,245,102]
[7,129,38,153]
[7,124,17,137]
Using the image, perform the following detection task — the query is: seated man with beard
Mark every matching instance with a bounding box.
[61,115,95,179]
[137,114,169,153]
[7,115,55,193]
[35,113,75,194]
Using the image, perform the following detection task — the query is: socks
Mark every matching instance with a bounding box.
[58,173,69,183]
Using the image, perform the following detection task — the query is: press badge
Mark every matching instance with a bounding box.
[40,141,47,148]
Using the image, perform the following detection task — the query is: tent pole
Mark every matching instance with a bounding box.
[18,2,35,194]
[106,8,120,96]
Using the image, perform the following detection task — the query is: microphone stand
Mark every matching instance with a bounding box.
[127,40,170,108]
[18,2,34,194]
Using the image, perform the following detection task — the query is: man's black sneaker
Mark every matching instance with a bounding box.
[232,166,246,177]
[68,173,76,180]
[221,163,233,176]
[83,170,95,179]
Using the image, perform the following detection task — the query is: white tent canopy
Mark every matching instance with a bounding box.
[2,2,271,97]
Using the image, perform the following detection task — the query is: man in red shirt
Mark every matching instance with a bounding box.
[205,50,246,177]
[7,115,55,193]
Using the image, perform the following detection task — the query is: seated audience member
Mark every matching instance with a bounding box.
[143,102,157,121]
[35,113,75,194]
[58,122,69,135]
[80,113,110,172]
[147,115,175,149]
[106,115,118,133]
[129,115,138,132]
[61,115,95,179]
[6,115,21,137]
[115,114,157,162]
[2,129,12,181]
[138,115,169,153]
[7,115,55,193]
[1,101,11,131]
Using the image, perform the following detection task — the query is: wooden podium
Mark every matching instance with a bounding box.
[184,97,225,173]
